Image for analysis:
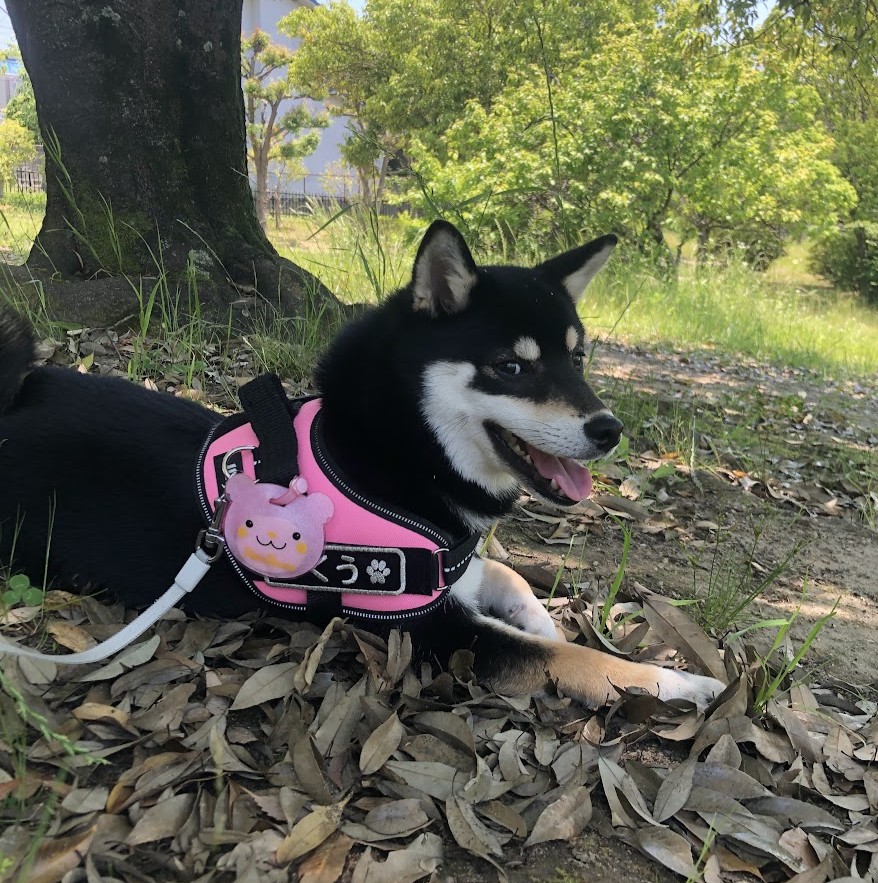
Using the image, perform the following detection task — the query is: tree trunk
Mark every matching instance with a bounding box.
[357,165,372,204]
[854,225,871,301]
[255,150,269,231]
[250,97,278,232]
[6,0,331,326]
[644,218,674,278]
[374,153,389,209]
[695,224,711,268]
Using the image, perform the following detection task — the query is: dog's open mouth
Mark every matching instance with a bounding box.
[487,424,593,505]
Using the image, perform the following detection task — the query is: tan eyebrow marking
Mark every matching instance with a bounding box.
[566,326,580,352]
[513,336,541,361]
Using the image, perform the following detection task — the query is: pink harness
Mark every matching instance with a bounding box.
[196,382,479,623]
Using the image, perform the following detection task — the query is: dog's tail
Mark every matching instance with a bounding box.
[0,307,36,414]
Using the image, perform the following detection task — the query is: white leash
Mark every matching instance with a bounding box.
[0,502,227,666]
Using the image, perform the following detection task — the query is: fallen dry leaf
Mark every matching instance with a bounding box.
[359,712,406,775]
[276,801,346,863]
[524,784,592,846]
[230,661,298,710]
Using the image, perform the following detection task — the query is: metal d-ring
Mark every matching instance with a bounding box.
[221,445,257,479]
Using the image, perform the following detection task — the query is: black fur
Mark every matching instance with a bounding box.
[0,309,35,414]
[0,224,617,682]
[317,258,607,524]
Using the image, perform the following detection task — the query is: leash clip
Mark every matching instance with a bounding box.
[196,496,228,563]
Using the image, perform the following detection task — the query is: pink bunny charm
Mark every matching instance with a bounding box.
[223,473,334,579]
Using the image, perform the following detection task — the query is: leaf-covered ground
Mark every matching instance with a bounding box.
[1,329,877,883]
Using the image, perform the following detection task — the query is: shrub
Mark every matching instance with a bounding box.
[812,222,878,305]
[3,189,46,211]
[0,119,36,194]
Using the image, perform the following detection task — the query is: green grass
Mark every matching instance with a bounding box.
[272,211,878,379]
[243,280,347,388]
[752,593,838,713]
[584,257,878,377]
[0,194,44,264]
[686,517,808,636]
[3,199,877,378]
[270,207,417,302]
[274,209,878,378]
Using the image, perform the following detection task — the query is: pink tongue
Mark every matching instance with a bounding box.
[527,445,593,502]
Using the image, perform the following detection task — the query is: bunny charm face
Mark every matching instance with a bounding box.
[223,473,334,579]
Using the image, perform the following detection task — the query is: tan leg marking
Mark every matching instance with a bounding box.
[486,631,725,709]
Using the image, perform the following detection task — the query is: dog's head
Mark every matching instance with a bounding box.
[410,220,622,510]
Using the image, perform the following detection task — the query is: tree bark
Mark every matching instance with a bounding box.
[6,0,332,326]
[375,153,389,209]
[854,225,871,301]
[643,218,674,277]
[254,147,270,230]
[695,223,711,268]
[248,96,277,232]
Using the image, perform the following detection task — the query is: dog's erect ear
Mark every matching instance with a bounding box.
[411,220,479,316]
[537,234,617,303]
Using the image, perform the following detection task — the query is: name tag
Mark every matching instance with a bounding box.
[263,545,407,595]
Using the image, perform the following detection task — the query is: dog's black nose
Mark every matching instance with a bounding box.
[584,414,623,452]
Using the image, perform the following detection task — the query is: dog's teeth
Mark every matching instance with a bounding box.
[551,478,560,490]
[500,428,533,462]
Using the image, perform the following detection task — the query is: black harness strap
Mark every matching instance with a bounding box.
[441,533,481,583]
[238,374,299,486]
[239,376,343,620]
[306,585,342,621]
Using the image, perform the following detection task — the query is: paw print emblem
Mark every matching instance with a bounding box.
[367,559,391,585]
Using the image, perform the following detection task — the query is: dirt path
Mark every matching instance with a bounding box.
[588,343,878,685]
[459,342,878,882]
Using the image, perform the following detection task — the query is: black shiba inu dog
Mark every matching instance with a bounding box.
[0,221,723,707]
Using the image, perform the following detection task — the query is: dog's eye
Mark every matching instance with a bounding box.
[572,351,585,369]
[245,519,254,528]
[496,360,523,376]
[293,532,301,540]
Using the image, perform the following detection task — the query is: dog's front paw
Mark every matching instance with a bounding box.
[495,596,558,640]
[657,669,725,709]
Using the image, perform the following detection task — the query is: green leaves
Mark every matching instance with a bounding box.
[420,2,855,255]
[1,573,44,609]
[5,65,38,139]
[284,0,860,266]
[0,118,37,193]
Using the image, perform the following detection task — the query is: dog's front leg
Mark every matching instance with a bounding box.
[467,616,726,708]
[444,561,725,708]
[449,557,558,639]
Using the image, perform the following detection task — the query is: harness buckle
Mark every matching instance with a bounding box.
[197,496,228,563]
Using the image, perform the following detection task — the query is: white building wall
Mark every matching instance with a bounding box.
[0,73,19,111]
[242,0,354,196]
[0,55,21,114]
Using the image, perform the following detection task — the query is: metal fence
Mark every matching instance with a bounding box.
[6,168,411,217]
[265,189,409,218]
[14,168,44,192]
